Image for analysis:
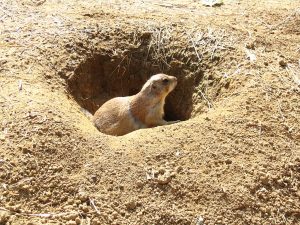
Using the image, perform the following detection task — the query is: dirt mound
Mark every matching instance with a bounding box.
[0,0,299,225]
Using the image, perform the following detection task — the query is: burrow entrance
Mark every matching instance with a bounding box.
[67,47,205,122]
[65,25,239,126]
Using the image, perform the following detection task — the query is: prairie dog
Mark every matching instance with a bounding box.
[93,74,178,136]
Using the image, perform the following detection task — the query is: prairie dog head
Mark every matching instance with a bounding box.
[141,74,177,98]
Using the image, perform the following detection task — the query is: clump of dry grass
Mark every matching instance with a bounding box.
[146,26,174,70]
[145,25,236,68]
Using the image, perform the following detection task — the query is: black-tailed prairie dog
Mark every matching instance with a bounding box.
[93,73,179,136]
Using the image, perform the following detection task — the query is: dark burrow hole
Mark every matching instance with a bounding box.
[67,47,205,122]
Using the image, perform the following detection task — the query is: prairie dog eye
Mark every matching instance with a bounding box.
[162,78,169,84]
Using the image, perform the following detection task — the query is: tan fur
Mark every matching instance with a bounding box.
[93,74,178,136]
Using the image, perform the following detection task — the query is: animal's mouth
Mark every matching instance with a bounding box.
[169,80,177,92]
[174,79,178,87]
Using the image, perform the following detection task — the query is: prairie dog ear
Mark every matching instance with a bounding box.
[150,81,157,93]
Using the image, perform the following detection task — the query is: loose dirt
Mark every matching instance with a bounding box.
[0,0,299,224]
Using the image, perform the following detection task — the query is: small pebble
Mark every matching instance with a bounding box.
[75,217,81,225]
[78,191,89,202]
[176,166,183,173]
[225,159,232,164]
[125,200,136,210]
[279,59,287,67]
[136,180,144,188]
[246,42,255,50]
[80,205,89,213]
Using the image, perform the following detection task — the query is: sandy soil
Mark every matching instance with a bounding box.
[0,0,299,224]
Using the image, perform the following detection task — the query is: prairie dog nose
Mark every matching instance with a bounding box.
[172,76,177,85]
